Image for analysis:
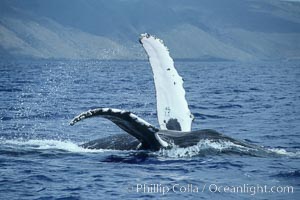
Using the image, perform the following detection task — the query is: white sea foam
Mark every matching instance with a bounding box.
[155,140,300,158]
[267,148,300,157]
[156,139,250,158]
[1,139,107,153]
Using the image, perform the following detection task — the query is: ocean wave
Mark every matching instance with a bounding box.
[273,170,300,179]
[193,113,225,119]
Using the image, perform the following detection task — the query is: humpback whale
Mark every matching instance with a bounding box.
[70,33,258,151]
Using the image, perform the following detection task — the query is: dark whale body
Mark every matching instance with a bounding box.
[81,134,140,150]
[71,108,259,151]
[81,130,257,151]
[70,34,261,152]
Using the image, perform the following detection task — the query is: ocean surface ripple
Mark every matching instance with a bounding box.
[0,60,299,199]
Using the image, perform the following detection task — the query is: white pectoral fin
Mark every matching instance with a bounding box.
[140,33,194,132]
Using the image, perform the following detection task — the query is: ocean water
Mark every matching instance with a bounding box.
[0,60,299,200]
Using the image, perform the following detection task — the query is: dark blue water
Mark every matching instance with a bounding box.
[0,60,299,199]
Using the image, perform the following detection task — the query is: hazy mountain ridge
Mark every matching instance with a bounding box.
[1,0,300,61]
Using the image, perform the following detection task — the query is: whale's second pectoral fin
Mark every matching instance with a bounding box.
[70,108,168,150]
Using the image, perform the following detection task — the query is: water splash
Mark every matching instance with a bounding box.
[156,139,254,158]
[0,139,106,153]
[267,148,300,157]
[155,140,300,158]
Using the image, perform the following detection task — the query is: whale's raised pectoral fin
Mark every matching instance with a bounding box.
[70,108,168,150]
[140,33,194,132]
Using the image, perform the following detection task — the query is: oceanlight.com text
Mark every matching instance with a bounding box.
[128,183,294,196]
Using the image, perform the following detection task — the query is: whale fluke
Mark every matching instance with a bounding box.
[139,33,194,132]
[70,108,168,150]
